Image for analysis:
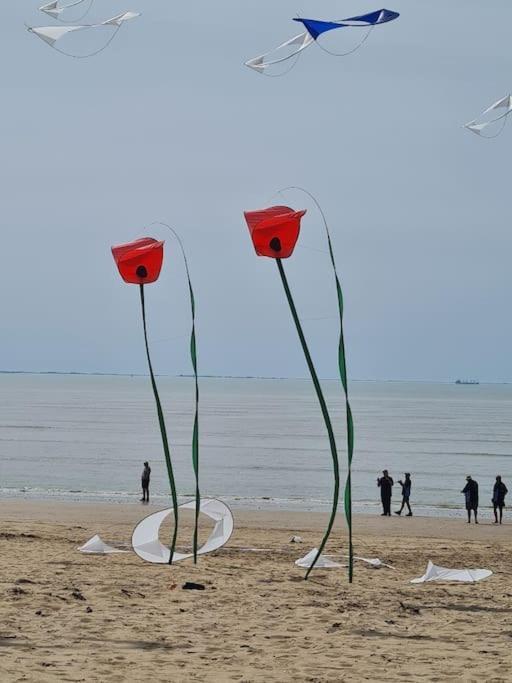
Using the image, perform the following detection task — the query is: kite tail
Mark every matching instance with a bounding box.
[139,284,179,565]
[314,26,373,57]
[50,26,121,59]
[256,51,303,78]
[477,117,508,139]
[275,259,340,580]
[151,222,200,564]
[52,0,95,24]
[278,187,355,582]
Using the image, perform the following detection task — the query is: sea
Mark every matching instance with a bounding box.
[1,374,511,519]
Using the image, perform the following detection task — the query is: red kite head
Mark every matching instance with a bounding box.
[111,237,164,284]
[243,206,306,259]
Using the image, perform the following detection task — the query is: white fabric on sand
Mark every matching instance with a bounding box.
[78,534,127,554]
[411,560,492,584]
[295,548,344,569]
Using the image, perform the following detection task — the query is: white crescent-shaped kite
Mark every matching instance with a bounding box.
[132,498,234,565]
[27,11,140,57]
[464,95,512,139]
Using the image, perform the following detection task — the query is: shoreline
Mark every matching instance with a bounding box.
[1,499,510,541]
[0,492,505,521]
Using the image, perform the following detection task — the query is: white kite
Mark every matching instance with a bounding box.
[132,499,234,565]
[27,11,140,58]
[464,95,512,138]
[295,548,345,569]
[78,534,127,554]
[411,560,492,584]
[39,0,95,22]
[245,8,399,77]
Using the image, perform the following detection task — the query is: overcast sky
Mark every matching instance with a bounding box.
[1,1,511,382]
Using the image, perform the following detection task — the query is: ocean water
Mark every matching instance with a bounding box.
[1,374,511,518]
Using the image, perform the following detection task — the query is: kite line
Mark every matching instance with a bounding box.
[314,26,374,57]
[47,27,121,59]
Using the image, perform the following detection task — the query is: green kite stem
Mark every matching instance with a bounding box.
[139,283,179,565]
[278,186,355,583]
[151,221,200,564]
[276,258,340,580]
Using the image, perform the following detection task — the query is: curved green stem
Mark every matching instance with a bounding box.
[151,221,200,563]
[278,186,355,583]
[276,259,340,579]
[139,284,179,565]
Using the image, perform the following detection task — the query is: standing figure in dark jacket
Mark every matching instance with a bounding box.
[492,475,508,524]
[461,475,479,524]
[377,470,394,516]
[395,472,412,516]
[141,461,151,503]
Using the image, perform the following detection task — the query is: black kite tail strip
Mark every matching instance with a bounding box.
[275,258,340,580]
[278,187,355,583]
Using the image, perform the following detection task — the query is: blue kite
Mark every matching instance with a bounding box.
[245,9,399,76]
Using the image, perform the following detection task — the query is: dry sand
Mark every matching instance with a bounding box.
[1,500,511,682]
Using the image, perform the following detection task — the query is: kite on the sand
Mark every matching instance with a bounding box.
[295,548,344,569]
[243,200,354,581]
[39,0,95,22]
[78,535,127,554]
[245,8,399,76]
[27,11,140,58]
[132,499,233,564]
[411,561,492,584]
[464,95,512,138]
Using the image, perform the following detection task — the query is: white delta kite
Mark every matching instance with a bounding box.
[27,11,140,58]
[295,548,345,569]
[39,0,96,22]
[411,560,492,584]
[464,95,512,138]
[78,534,127,554]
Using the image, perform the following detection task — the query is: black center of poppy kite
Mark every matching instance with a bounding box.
[136,265,148,278]
[269,237,282,253]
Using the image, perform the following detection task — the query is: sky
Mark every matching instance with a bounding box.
[1,0,511,382]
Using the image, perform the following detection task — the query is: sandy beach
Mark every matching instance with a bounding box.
[0,501,511,682]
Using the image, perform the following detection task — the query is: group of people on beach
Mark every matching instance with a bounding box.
[377,471,508,524]
[139,460,507,523]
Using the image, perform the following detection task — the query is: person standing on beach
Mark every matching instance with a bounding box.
[395,472,412,516]
[377,470,394,516]
[461,475,479,524]
[492,475,508,524]
[141,461,151,504]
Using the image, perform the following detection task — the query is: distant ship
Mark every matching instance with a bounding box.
[455,379,479,385]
